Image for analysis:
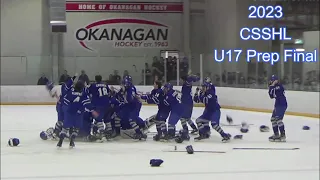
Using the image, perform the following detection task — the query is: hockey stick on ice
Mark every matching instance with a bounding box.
[163,150,226,153]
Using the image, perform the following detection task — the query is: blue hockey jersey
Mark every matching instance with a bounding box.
[59,78,74,103]
[110,95,124,112]
[194,88,220,111]
[63,88,94,114]
[123,85,140,107]
[88,83,110,107]
[164,89,183,113]
[141,88,168,109]
[268,84,287,107]
[181,75,200,105]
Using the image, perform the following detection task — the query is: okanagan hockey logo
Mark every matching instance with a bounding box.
[75,18,170,50]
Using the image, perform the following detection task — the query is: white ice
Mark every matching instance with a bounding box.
[1,105,319,180]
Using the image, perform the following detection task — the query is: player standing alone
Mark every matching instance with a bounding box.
[268,75,287,142]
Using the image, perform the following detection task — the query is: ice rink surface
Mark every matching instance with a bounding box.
[1,105,319,180]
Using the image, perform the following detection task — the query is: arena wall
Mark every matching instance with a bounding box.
[0,86,318,119]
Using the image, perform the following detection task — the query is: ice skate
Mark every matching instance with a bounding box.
[56,138,64,148]
[221,133,231,143]
[194,133,210,141]
[269,134,281,142]
[153,134,161,141]
[190,128,198,135]
[280,133,286,142]
[133,133,147,141]
[161,134,175,142]
[69,139,75,149]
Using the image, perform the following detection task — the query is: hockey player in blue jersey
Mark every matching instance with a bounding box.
[268,75,288,142]
[140,81,171,141]
[162,83,189,141]
[46,75,78,139]
[193,82,230,142]
[88,75,113,139]
[180,75,200,134]
[45,76,94,142]
[204,77,216,90]
[58,80,99,148]
[120,76,147,140]
[109,89,125,137]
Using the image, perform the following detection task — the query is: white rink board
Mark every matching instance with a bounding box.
[0,85,319,118]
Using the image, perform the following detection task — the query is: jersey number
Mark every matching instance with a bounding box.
[98,87,108,97]
[73,97,80,102]
[270,89,276,97]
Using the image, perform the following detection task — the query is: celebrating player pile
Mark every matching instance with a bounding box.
[41,73,250,148]
[42,74,154,148]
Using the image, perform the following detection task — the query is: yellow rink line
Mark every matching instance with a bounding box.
[1,102,319,119]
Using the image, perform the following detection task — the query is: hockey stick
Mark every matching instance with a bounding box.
[163,150,226,153]
[233,147,300,150]
[123,132,135,139]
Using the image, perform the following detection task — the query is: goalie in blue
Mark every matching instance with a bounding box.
[193,82,230,142]
[140,80,170,141]
[180,75,200,134]
[268,75,287,142]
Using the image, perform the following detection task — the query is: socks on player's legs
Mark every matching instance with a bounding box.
[277,118,285,134]
[114,117,121,135]
[54,121,63,135]
[196,118,209,135]
[211,123,228,138]
[187,118,198,130]
[57,128,68,147]
[160,121,167,135]
[155,121,161,134]
[129,119,143,134]
[271,117,279,135]
[180,118,189,131]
